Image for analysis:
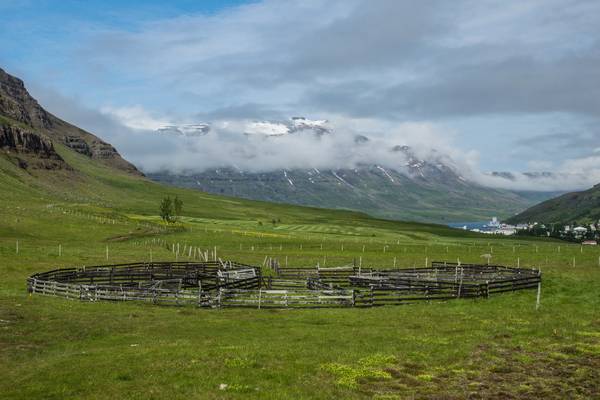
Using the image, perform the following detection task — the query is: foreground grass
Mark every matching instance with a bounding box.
[2,286,598,400]
[1,152,599,399]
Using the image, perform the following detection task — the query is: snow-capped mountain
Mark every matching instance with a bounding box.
[157,124,210,137]
[243,121,289,136]
[146,116,557,222]
[289,117,331,135]
[156,117,331,138]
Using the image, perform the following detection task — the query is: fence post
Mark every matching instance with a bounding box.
[198,281,203,307]
[258,289,262,310]
[457,267,464,298]
[535,271,542,310]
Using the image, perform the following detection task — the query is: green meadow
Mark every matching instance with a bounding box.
[1,147,599,399]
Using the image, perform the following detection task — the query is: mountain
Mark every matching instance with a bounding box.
[506,184,600,224]
[0,67,140,175]
[148,120,557,223]
[147,141,554,223]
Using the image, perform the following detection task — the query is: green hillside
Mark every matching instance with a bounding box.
[507,184,600,224]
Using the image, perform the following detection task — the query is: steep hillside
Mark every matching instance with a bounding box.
[0,67,140,175]
[507,184,600,224]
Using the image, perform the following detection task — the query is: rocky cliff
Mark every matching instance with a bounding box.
[0,122,67,169]
[0,67,141,175]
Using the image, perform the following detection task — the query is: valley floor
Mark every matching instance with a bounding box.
[1,197,599,399]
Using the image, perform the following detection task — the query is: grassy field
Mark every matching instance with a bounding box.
[1,148,599,399]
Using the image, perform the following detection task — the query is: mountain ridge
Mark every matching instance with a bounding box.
[148,163,555,223]
[506,184,600,224]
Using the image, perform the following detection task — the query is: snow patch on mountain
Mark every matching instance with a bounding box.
[376,165,395,183]
[332,171,353,187]
[283,170,294,186]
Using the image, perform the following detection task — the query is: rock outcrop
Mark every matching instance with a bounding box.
[0,123,67,169]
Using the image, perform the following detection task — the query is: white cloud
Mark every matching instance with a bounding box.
[100,105,171,131]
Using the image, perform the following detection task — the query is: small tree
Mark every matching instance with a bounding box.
[173,196,183,221]
[159,196,173,223]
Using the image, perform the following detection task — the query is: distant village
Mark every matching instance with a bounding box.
[461,217,599,245]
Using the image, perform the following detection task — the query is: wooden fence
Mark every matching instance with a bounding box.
[27,261,541,309]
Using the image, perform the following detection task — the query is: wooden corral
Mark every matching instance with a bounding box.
[27,261,541,309]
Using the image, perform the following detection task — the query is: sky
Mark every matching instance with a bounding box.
[1,0,599,190]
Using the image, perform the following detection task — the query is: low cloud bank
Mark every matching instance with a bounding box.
[102,108,600,193]
[117,117,453,174]
[30,84,600,194]
[471,169,600,192]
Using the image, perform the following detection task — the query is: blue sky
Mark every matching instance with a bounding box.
[1,0,599,188]
[0,0,253,102]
